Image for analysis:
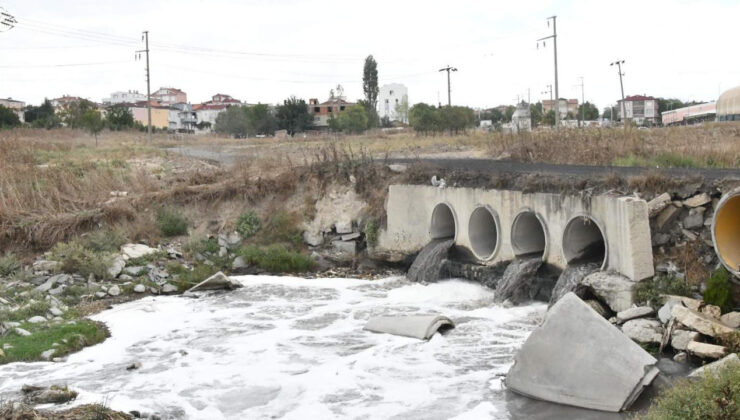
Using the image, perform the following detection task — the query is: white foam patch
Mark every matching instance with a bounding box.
[0,276,545,419]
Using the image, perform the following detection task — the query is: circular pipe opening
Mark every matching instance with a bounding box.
[430,203,456,240]
[713,192,740,275]
[468,205,500,261]
[562,215,607,268]
[510,210,548,259]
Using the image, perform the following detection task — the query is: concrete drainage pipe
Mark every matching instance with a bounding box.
[712,189,740,278]
[510,210,548,259]
[430,203,456,240]
[468,206,500,261]
[562,215,607,268]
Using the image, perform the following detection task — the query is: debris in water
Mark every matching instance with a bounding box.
[364,315,455,340]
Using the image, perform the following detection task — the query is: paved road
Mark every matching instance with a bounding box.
[386,158,740,180]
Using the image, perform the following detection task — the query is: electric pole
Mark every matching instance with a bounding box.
[610,60,626,126]
[0,7,17,32]
[537,16,559,128]
[576,76,584,126]
[438,65,457,106]
[542,84,553,101]
[137,31,152,142]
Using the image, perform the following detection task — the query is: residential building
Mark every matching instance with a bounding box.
[168,103,197,132]
[103,90,146,105]
[152,87,187,106]
[204,93,241,106]
[542,99,578,119]
[192,93,243,132]
[0,97,25,122]
[617,95,659,125]
[378,83,408,123]
[717,85,740,122]
[308,96,356,129]
[129,102,169,129]
[50,95,84,110]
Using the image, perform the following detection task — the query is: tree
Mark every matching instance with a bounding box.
[362,55,379,114]
[394,96,409,124]
[105,106,134,130]
[0,105,21,129]
[409,103,441,134]
[529,102,543,127]
[357,99,379,128]
[543,109,556,126]
[603,107,615,120]
[24,99,59,128]
[578,102,600,121]
[61,99,97,128]
[504,106,516,122]
[215,106,250,138]
[276,96,313,136]
[336,104,368,134]
[81,109,104,147]
[409,103,475,134]
[246,104,277,135]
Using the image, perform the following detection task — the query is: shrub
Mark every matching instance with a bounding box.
[51,241,112,279]
[704,268,735,314]
[80,229,128,253]
[364,218,379,248]
[156,208,188,237]
[0,253,21,276]
[239,245,315,273]
[259,211,302,246]
[236,210,261,238]
[717,331,740,354]
[635,275,693,308]
[642,362,740,420]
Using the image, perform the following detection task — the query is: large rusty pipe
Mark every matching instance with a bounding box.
[712,188,740,279]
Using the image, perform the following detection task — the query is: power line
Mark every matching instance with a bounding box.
[0,60,132,68]
[438,65,457,106]
[537,16,559,128]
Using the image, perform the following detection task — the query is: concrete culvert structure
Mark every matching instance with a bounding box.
[713,190,740,277]
[430,203,456,239]
[468,206,500,260]
[511,210,547,259]
[562,216,607,267]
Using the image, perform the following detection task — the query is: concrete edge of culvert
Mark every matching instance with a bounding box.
[561,214,608,270]
[429,202,458,241]
[712,188,740,280]
[510,208,549,261]
[468,204,501,262]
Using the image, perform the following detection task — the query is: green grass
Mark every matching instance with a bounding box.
[258,211,303,246]
[239,244,315,273]
[704,268,735,314]
[168,262,221,292]
[613,153,719,169]
[236,210,261,238]
[0,319,109,364]
[635,275,694,308]
[0,253,21,276]
[0,297,50,322]
[125,250,165,267]
[364,218,379,248]
[51,241,113,280]
[156,207,188,237]
[641,362,740,420]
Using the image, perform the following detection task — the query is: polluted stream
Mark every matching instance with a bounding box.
[0,274,661,419]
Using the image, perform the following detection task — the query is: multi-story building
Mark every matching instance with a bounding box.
[50,95,84,110]
[617,95,659,125]
[193,93,243,132]
[377,83,408,123]
[169,103,197,132]
[103,90,146,105]
[152,87,187,106]
[308,96,355,129]
[0,97,25,122]
[129,101,169,129]
[542,99,578,119]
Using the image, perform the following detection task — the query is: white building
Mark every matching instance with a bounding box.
[103,90,146,105]
[377,83,408,123]
[0,97,25,122]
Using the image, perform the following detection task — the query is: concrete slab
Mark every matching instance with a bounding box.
[505,293,658,413]
[689,353,740,377]
[363,315,454,340]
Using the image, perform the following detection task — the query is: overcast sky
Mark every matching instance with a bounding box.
[1,0,738,111]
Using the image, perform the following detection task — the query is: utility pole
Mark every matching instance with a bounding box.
[537,16,559,128]
[0,7,17,32]
[137,31,152,142]
[542,84,553,101]
[438,65,457,106]
[610,60,626,126]
[576,76,585,127]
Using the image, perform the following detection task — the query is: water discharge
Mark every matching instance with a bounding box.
[406,238,455,283]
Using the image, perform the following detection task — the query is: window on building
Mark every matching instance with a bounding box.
[390,90,394,95]
[340,106,345,111]
[314,107,320,113]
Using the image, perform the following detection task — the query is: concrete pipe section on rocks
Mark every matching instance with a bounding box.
[468,206,501,261]
[430,202,456,240]
[562,215,607,269]
[712,189,740,278]
[510,210,548,260]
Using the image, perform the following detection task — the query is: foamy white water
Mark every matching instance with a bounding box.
[0,276,545,419]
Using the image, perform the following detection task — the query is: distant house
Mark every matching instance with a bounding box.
[103,90,146,105]
[378,83,408,123]
[152,87,187,106]
[542,99,578,119]
[617,95,659,125]
[308,96,356,129]
[127,101,170,129]
[50,95,84,111]
[0,97,25,122]
[193,94,243,132]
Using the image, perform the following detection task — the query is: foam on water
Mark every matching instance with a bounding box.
[0,275,545,419]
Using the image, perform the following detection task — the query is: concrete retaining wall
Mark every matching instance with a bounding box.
[378,185,654,281]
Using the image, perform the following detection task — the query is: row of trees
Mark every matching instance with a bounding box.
[214,97,315,137]
[0,99,137,133]
[409,104,476,134]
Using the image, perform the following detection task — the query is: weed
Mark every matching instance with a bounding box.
[258,211,303,246]
[80,228,128,253]
[51,241,112,279]
[704,268,735,314]
[239,244,315,273]
[236,210,261,238]
[635,275,693,308]
[125,250,165,266]
[364,218,379,248]
[0,253,21,276]
[156,207,188,237]
[0,298,50,322]
[0,320,108,364]
[717,331,740,354]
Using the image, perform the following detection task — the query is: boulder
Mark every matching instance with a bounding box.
[689,353,740,377]
[655,205,681,232]
[232,256,247,270]
[683,192,711,208]
[162,283,178,294]
[107,285,121,297]
[302,231,323,247]
[107,255,126,278]
[581,271,636,313]
[621,319,663,344]
[35,274,71,293]
[133,284,146,293]
[686,341,726,359]
[332,240,357,255]
[670,329,699,351]
[720,312,740,329]
[701,304,722,320]
[218,232,242,250]
[682,208,705,230]
[186,271,242,293]
[671,305,736,337]
[32,260,60,273]
[21,384,78,405]
[647,193,671,218]
[14,328,31,337]
[40,349,56,361]
[505,293,659,413]
[49,307,63,317]
[616,306,655,324]
[334,220,353,234]
[27,316,46,324]
[673,352,688,363]
[121,243,158,260]
[123,266,146,277]
[341,232,361,241]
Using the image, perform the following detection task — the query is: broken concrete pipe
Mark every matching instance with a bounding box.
[712,188,740,278]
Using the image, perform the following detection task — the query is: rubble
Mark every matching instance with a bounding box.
[186,271,242,293]
[581,271,635,312]
[686,341,726,359]
[616,306,654,324]
[671,305,735,337]
[363,315,454,340]
[689,353,740,377]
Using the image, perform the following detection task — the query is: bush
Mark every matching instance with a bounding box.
[156,208,188,237]
[635,275,693,308]
[80,229,128,253]
[642,362,740,420]
[704,268,735,314]
[239,245,315,273]
[364,218,379,248]
[260,211,302,246]
[51,241,112,279]
[236,211,261,238]
[0,253,21,276]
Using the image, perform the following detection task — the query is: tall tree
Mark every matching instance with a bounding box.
[529,102,543,126]
[276,96,313,136]
[105,106,135,130]
[362,55,379,110]
[577,102,600,121]
[394,96,409,124]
